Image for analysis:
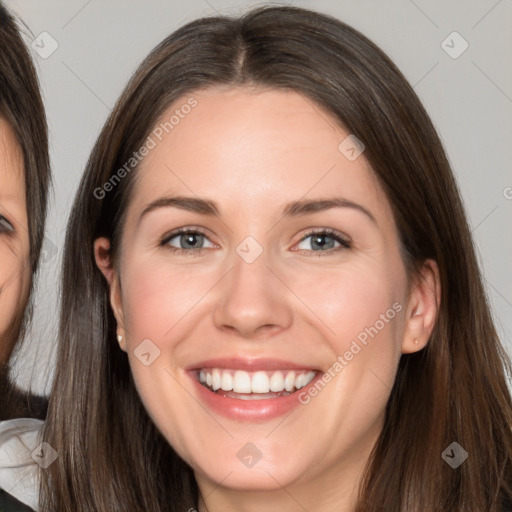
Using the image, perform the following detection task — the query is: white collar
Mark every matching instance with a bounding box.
[0,418,44,511]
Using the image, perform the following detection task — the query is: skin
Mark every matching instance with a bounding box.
[0,117,30,365]
[95,86,440,512]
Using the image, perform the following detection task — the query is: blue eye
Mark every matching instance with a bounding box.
[296,229,351,254]
[0,215,14,234]
[162,229,215,253]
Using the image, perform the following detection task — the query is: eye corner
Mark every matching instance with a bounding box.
[0,214,15,234]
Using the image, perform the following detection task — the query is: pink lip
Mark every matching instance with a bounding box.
[186,357,319,372]
[185,358,323,422]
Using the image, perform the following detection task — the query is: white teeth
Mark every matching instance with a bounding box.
[251,371,270,393]
[296,373,315,389]
[198,368,317,394]
[220,371,233,391]
[233,370,252,393]
[305,371,316,387]
[212,369,221,391]
[284,371,296,392]
[269,371,284,392]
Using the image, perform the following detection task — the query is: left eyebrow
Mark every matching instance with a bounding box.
[282,198,378,225]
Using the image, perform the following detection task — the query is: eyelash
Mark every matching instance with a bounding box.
[160,227,351,257]
[0,214,14,234]
[295,228,351,256]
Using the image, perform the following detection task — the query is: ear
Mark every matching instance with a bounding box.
[401,259,441,354]
[94,237,127,352]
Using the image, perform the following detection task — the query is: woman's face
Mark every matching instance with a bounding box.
[96,87,438,505]
[0,117,29,364]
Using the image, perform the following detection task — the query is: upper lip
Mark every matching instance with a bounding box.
[185,357,320,372]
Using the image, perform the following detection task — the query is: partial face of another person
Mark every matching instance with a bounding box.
[96,87,438,499]
[0,117,29,364]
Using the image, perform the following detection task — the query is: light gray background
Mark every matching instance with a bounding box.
[5,0,511,395]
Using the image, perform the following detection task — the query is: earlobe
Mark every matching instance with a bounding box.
[402,259,441,354]
[116,333,127,352]
[94,237,127,350]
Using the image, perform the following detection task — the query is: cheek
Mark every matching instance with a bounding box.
[284,267,406,469]
[285,258,407,429]
[286,258,406,353]
[119,258,214,409]
[0,245,27,337]
[119,259,218,458]
[121,258,215,341]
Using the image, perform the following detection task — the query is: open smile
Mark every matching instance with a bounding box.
[187,359,322,421]
[197,368,317,399]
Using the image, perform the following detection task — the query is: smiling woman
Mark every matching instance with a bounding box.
[41,5,512,512]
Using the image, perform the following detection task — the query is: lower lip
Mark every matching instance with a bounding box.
[188,371,322,422]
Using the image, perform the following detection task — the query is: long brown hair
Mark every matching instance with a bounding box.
[41,5,512,511]
[0,1,51,419]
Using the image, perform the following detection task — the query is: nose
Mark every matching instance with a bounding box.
[212,247,293,339]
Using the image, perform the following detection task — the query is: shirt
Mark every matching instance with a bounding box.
[0,419,43,511]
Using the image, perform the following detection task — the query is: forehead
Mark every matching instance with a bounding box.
[130,87,390,218]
